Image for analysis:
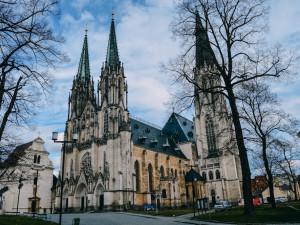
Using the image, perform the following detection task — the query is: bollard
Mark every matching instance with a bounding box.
[73,218,80,225]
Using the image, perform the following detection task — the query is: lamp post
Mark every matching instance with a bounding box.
[52,131,78,225]
[31,164,45,217]
[16,173,23,214]
[184,160,199,218]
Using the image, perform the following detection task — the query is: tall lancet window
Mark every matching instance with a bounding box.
[205,117,217,154]
[134,161,140,192]
[118,110,122,127]
[148,164,153,192]
[104,111,109,133]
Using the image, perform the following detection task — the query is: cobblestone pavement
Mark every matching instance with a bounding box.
[49,212,300,225]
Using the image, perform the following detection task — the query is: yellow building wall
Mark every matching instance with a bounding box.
[133,145,205,208]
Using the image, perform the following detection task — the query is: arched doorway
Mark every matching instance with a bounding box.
[95,183,104,211]
[76,183,87,212]
[63,188,69,212]
[211,189,216,205]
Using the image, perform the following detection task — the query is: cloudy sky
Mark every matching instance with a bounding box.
[19,0,300,174]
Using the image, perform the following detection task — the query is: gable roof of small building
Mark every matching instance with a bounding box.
[185,168,205,182]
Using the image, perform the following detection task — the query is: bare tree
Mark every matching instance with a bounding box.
[0,0,68,165]
[165,0,295,215]
[238,80,297,208]
[273,139,300,201]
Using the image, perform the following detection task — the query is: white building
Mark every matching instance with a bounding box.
[0,137,54,214]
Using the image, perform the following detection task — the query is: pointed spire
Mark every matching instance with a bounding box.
[195,7,214,69]
[106,13,120,69]
[77,31,91,83]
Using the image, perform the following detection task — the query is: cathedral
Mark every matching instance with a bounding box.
[55,12,242,212]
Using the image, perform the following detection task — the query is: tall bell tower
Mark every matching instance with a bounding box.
[193,8,243,203]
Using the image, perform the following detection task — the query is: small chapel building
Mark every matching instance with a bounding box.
[0,138,54,214]
[55,12,242,212]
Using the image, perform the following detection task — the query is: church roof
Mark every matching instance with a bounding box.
[130,117,187,159]
[0,142,33,169]
[77,32,91,83]
[162,113,195,143]
[106,14,120,68]
[185,168,205,182]
[195,8,214,69]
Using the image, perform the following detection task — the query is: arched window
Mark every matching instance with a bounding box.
[37,155,40,164]
[209,171,214,180]
[171,168,174,176]
[175,169,177,178]
[105,76,109,97]
[104,111,109,133]
[202,172,207,181]
[205,118,217,153]
[70,159,73,175]
[160,166,164,177]
[118,78,122,97]
[118,111,122,126]
[148,164,153,192]
[216,170,220,179]
[162,189,167,198]
[134,161,140,192]
[34,155,37,163]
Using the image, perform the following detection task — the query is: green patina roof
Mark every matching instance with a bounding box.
[106,15,120,68]
[195,8,214,69]
[77,33,91,83]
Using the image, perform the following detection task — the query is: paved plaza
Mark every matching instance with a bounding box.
[48,212,300,225]
[49,212,220,225]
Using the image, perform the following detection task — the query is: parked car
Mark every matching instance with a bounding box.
[275,196,287,203]
[144,204,155,211]
[214,201,232,211]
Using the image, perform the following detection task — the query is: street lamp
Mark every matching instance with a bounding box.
[31,164,45,217]
[52,131,77,225]
[184,160,199,218]
[16,173,24,214]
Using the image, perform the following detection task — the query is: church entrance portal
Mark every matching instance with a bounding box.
[65,198,68,212]
[81,197,85,211]
[99,195,104,210]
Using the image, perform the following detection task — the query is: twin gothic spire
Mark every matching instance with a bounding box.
[76,13,120,85]
[77,32,91,83]
[106,13,120,69]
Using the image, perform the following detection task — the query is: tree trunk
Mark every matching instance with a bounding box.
[226,86,255,216]
[0,76,22,141]
[262,138,276,208]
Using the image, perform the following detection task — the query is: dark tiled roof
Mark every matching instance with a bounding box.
[162,113,195,143]
[185,168,205,182]
[0,142,33,169]
[130,117,187,159]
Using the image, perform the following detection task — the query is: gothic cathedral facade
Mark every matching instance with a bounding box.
[55,13,242,212]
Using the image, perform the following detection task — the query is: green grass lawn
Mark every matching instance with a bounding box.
[132,208,195,217]
[194,202,300,224]
[0,215,57,225]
